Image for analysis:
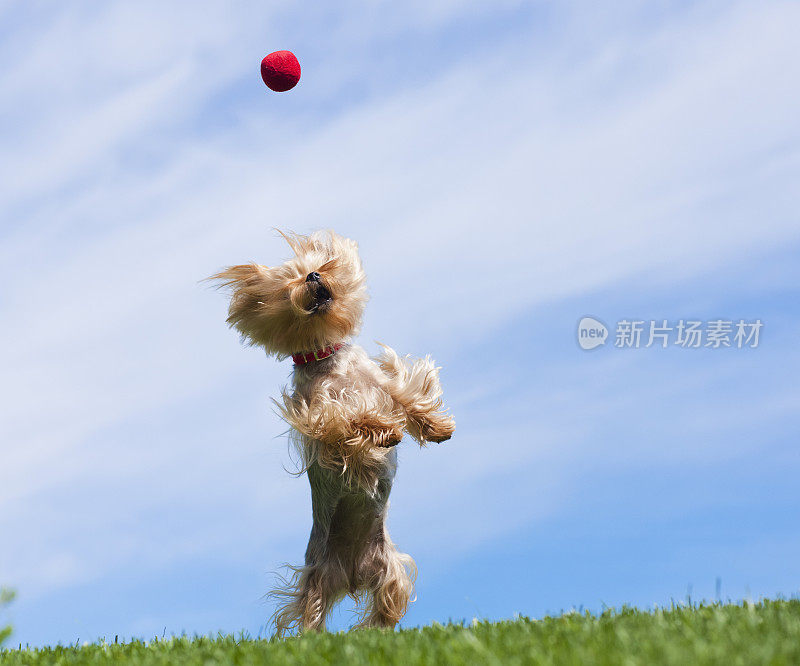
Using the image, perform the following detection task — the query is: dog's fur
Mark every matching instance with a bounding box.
[211,230,454,635]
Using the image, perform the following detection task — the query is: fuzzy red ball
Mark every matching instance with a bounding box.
[260,50,301,92]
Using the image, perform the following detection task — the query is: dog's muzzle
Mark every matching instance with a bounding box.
[306,275,332,312]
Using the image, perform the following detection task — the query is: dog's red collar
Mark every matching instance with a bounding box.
[292,343,343,366]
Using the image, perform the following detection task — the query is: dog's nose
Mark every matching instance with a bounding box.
[306,271,321,283]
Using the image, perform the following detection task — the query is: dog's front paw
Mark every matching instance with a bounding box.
[379,433,402,448]
[351,419,404,448]
[377,427,403,448]
[421,414,455,443]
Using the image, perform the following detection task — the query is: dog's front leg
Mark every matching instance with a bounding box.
[376,345,455,444]
[277,387,405,450]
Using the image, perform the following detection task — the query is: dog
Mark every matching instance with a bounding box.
[211,230,454,634]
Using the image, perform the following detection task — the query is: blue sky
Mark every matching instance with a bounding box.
[1,0,799,648]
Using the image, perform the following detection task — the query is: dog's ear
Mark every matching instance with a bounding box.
[207,264,268,291]
[208,264,273,337]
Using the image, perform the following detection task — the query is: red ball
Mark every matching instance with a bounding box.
[260,50,301,92]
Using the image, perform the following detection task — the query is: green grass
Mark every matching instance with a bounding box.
[2,599,799,665]
[0,589,14,649]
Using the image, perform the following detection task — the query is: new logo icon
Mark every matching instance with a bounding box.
[577,316,608,350]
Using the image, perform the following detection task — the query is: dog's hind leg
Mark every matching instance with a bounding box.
[354,526,416,629]
[272,461,346,636]
[272,565,324,636]
[273,559,348,636]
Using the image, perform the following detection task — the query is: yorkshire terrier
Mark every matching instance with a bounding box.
[211,230,454,635]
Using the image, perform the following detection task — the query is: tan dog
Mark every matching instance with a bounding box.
[211,231,454,635]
